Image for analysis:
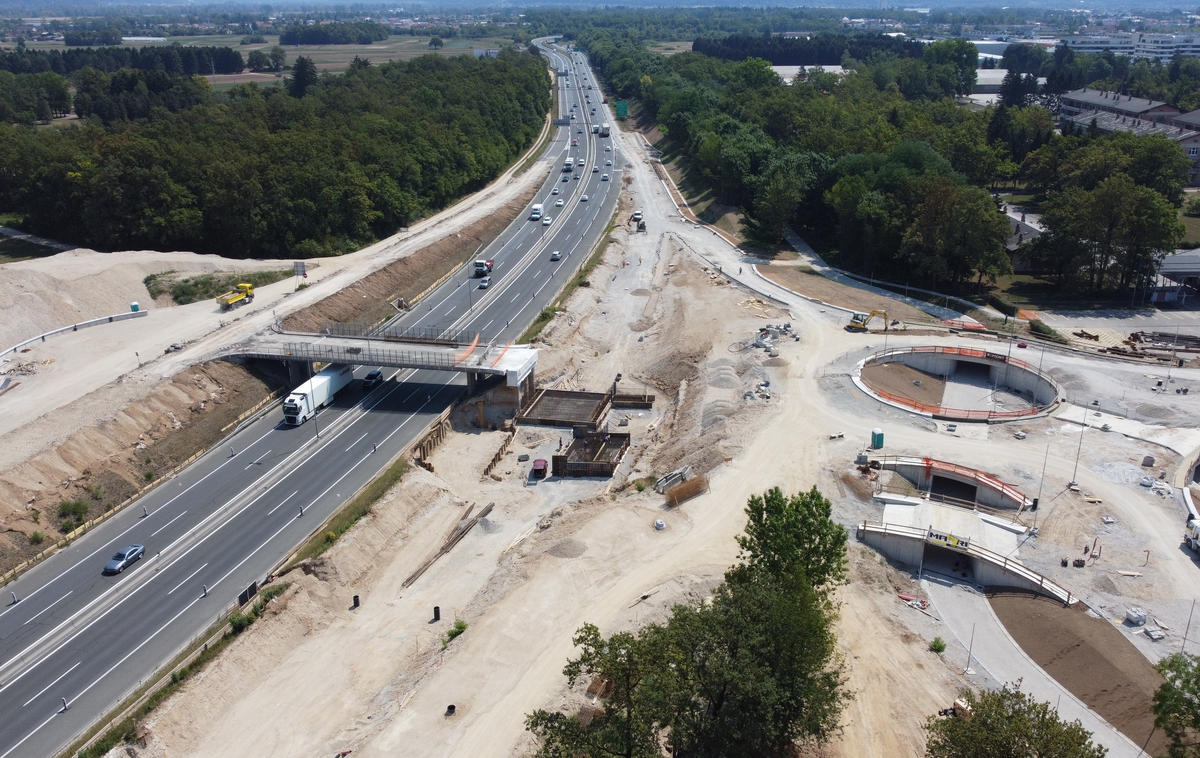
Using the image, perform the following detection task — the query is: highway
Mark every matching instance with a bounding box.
[0,39,621,758]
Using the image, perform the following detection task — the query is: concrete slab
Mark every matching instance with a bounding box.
[881,499,1022,556]
[1057,402,1200,455]
[924,577,1143,758]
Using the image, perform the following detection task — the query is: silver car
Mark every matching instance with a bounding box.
[104,544,145,574]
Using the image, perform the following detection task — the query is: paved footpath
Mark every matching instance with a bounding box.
[924,576,1144,758]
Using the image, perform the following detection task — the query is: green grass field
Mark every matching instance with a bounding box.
[1180,208,1200,246]
[0,236,60,265]
[646,40,693,56]
[22,34,518,74]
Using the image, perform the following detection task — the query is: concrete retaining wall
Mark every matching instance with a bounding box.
[2,310,149,360]
[874,350,1057,406]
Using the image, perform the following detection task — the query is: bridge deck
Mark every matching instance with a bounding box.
[217,334,537,382]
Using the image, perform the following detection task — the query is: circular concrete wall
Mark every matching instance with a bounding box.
[852,345,1062,422]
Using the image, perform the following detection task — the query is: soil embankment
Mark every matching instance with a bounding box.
[0,361,279,571]
[990,591,1167,756]
[283,180,542,332]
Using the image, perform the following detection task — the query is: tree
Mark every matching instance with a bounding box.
[349,55,371,71]
[527,488,849,758]
[288,56,318,98]
[1153,652,1200,757]
[923,38,978,96]
[526,624,661,758]
[736,486,848,594]
[246,49,270,73]
[901,179,1012,288]
[267,45,287,72]
[925,684,1107,758]
[429,36,445,49]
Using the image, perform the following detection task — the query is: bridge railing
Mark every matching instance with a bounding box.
[222,341,505,374]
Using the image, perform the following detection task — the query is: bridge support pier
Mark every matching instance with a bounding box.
[286,360,310,387]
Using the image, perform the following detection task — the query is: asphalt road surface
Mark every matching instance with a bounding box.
[0,40,622,758]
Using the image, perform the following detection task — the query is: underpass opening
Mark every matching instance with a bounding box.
[930,474,978,505]
[922,543,974,583]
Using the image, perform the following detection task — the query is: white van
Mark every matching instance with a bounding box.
[530,203,543,220]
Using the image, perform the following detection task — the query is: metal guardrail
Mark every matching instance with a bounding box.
[305,322,478,346]
[859,520,1074,605]
[1,310,149,360]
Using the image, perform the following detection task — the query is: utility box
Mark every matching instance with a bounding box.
[871,428,884,450]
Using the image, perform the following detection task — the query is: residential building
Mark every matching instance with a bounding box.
[1065,110,1200,184]
[1059,88,1179,122]
[1060,32,1200,61]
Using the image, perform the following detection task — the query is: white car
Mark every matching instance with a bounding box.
[555,199,564,207]
[592,166,599,173]
[601,174,609,181]
[479,276,492,289]
[550,250,561,261]
[552,186,560,195]
[542,217,552,226]
[580,194,589,202]
[605,145,611,151]
[605,160,611,166]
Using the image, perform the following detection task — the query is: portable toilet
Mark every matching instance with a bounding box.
[130,302,140,312]
[871,428,884,450]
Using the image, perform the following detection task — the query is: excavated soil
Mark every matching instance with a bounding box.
[759,265,933,324]
[861,362,947,407]
[989,591,1167,757]
[282,180,542,332]
[0,361,279,569]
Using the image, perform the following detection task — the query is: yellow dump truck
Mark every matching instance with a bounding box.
[215,283,254,310]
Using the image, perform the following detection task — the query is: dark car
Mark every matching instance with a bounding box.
[531,459,548,479]
[104,544,145,574]
[363,370,383,389]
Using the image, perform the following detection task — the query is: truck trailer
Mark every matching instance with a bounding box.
[531,203,543,220]
[283,365,354,425]
[599,123,610,137]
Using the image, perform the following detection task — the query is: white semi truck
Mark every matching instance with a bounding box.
[283,364,354,425]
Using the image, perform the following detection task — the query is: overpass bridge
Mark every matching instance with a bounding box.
[213,324,538,398]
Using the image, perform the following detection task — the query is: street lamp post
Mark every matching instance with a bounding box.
[1069,408,1087,487]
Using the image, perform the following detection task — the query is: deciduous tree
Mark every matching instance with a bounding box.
[925,684,1107,758]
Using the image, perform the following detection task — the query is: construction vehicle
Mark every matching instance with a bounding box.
[215,283,254,310]
[474,259,494,277]
[937,697,974,721]
[846,310,888,332]
[636,219,646,233]
[1185,515,1200,552]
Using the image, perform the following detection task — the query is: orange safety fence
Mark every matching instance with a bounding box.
[943,319,986,330]
[869,385,1040,421]
[921,457,1029,506]
[454,333,480,365]
[490,341,512,368]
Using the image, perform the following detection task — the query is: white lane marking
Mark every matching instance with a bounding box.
[150,511,188,538]
[21,592,72,628]
[63,589,208,718]
[512,294,522,303]
[481,319,494,334]
[267,490,298,516]
[0,708,58,758]
[244,450,271,470]
[0,422,274,622]
[345,433,367,452]
[21,661,79,708]
[168,563,208,596]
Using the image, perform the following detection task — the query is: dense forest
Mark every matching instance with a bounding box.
[0,48,550,258]
[0,43,245,76]
[579,29,1185,295]
[0,70,70,123]
[692,33,925,66]
[278,21,389,46]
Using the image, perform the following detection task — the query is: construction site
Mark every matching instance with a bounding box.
[5,107,1200,758]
